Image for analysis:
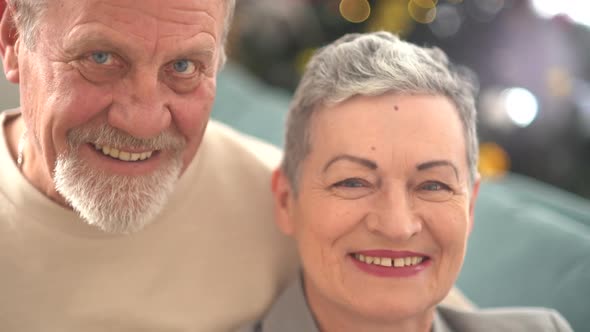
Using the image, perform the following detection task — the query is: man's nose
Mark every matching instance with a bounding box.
[365,188,423,241]
[107,70,172,139]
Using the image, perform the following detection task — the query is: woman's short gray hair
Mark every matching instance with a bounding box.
[6,0,236,65]
[282,31,479,191]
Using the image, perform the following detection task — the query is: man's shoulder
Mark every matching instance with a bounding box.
[203,120,282,169]
[437,304,573,332]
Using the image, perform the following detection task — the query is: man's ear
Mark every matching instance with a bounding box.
[0,1,6,19]
[271,168,296,236]
[467,175,481,235]
[0,1,21,83]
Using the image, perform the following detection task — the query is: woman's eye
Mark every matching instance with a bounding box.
[330,177,374,199]
[90,51,113,65]
[171,60,197,74]
[333,178,368,188]
[421,182,449,191]
[417,181,454,202]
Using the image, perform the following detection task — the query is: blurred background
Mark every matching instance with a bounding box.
[224,0,590,199]
[1,0,589,198]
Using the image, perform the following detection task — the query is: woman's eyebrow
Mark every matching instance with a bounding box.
[416,160,459,180]
[323,154,378,173]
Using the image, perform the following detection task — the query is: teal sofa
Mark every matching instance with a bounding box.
[213,63,590,332]
[459,174,590,332]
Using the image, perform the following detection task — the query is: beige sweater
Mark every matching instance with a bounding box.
[0,110,299,332]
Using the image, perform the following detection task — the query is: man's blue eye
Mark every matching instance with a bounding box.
[91,52,111,64]
[173,61,188,72]
[173,60,195,73]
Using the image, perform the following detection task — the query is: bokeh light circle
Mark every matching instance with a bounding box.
[408,0,437,24]
[501,87,539,128]
[340,0,371,23]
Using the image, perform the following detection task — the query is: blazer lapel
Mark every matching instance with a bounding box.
[432,308,454,332]
[260,275,319,332]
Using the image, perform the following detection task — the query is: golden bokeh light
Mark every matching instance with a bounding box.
[366,0,415,37]
[408,0,437,24]
[478,142,511,178]
[295,48,317,76]
[546,67,573,98]
[412,0,438,9]
[339,0,372,23]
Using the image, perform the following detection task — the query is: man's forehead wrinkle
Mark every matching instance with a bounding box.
[99,1,159,18]
[157,14,216,29]
[158,8,218,39]
[67,2,158,48]
[98,1,219,30]
[68,21,154,52]
[166,6,217,23]
[100,3,218,47]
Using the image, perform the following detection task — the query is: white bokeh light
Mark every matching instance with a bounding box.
[501,87,539,128]
[531,0,590,27]
[429,4,462,38]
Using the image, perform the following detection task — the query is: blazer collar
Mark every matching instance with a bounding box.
[259,273,454,332]
[259,273,319,332]
[433,308,454,332]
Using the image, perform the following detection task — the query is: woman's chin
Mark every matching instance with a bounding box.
[351,295,437,323]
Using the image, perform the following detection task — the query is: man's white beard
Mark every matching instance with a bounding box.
[54,125,185,234]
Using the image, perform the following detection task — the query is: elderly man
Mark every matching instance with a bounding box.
[0,0,473,331]
[0,0,299,331]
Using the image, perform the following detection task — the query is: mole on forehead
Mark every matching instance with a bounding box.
[394,105,399,111]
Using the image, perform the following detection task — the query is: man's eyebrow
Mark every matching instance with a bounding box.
[64,31,216,61]
[323,154,378,173]
[175,48,216,61]
[63,34,129,57]
[416,160,459,180]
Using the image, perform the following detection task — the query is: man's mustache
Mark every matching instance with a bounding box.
[66,124,186,151]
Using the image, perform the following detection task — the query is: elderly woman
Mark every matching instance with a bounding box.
[239,32,572,332]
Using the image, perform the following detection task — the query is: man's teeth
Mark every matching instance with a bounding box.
[354,254,424,267]
[93,144,154,162]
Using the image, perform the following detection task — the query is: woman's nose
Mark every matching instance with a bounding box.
[365,189,423,241]
[107,71,172,139]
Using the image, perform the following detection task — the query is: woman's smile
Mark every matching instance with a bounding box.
[349,250,431,278]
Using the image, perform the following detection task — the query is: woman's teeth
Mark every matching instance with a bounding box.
[354,253,424,267]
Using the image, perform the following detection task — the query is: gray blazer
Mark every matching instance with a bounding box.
[236,276,573,332]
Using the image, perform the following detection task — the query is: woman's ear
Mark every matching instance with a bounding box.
[271,168,296,236]
[467,175,481,234]
[0,1,21,83]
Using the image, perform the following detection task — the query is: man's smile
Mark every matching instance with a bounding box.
[92,143,156,162]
